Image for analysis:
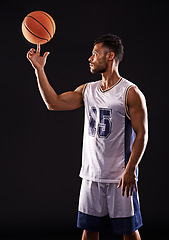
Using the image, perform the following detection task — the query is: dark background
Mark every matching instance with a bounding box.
[0,0,168,239]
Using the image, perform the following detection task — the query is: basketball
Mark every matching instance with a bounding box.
[22,11,56,45]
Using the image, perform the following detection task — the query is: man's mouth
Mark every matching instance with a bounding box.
[89,63,94,68]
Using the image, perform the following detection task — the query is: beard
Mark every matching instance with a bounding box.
[90,58,108,74]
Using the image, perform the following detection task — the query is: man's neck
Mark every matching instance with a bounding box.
[101,67,121,91]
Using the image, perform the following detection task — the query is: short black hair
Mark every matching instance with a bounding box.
[94,34,124,63]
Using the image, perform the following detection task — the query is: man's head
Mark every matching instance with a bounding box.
[88,34,124,74]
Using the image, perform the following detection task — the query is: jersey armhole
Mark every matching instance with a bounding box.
[82,83,88,100]
[124,85,135,120]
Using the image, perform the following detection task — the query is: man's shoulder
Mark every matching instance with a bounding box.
[121,78,136,87]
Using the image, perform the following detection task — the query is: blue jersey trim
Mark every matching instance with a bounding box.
[125,116,133,166]
[125,116,138,180]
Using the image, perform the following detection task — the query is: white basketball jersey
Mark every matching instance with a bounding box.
[79,78,137,183]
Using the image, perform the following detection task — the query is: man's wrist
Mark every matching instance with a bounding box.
[126,163,136,173]
[35,67,45,74]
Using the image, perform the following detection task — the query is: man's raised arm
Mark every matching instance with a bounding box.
[27,43,84,111]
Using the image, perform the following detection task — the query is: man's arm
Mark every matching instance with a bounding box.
[27,44,84,111]
[117,86,148,197]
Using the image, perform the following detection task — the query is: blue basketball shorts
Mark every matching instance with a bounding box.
[77,179,143,235]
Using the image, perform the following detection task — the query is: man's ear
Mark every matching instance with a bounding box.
[107,52,115,61]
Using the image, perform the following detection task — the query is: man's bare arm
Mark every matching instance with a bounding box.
[27,43,84,111]
[117,86,148,197]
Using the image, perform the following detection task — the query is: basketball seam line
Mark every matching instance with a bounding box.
[27,15,52,39]
[24,22,48,42]
[39,11,56,35]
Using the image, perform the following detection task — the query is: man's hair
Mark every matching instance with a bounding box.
[94,34,124,63]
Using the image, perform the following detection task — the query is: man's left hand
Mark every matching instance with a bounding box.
[117,168,138,197]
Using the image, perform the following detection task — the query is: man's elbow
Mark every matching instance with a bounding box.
[144,131,148,146]
[46,103,57,111]
[136,128,148,144]
[140,129,149,146]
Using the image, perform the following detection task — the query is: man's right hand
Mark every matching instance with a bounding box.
[27,43,50,71]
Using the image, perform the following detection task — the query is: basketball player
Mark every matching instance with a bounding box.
[27,34,148,240]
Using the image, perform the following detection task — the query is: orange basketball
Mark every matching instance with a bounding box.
[22,11,56,45]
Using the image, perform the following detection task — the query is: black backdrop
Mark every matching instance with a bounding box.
[0,0,169,238]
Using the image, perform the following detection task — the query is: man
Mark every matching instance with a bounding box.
[27,34,148,240]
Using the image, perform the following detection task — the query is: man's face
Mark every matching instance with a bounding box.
[88,43,108,74]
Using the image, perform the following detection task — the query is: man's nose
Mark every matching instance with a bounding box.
[88,55,93,62]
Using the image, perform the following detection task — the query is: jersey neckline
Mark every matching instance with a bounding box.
[98,77,123,93]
